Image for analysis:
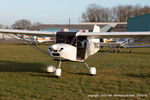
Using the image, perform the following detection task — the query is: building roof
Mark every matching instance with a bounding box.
[110,24,127,32]
[30,24,106,31]
[30,23,128,32]
[79,22,127,27]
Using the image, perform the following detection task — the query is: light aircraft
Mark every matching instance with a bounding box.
[99,37,150,53]
[23,35,54,44]
[0,25,150,77]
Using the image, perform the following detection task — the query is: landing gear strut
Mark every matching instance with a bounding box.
[55,61,62,77]
[47,61,62,77]
[117,48,120,53]
[85,62,96,76]
[129,49,132,53]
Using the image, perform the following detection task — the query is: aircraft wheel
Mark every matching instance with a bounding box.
[47,65,56,73]
[118,50,120,53]
[55,68,62,77]
[89,67,96,76]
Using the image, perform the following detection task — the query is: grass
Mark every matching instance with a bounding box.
[0,42,150,100]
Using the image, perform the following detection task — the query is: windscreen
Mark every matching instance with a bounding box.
[56,32,76,45]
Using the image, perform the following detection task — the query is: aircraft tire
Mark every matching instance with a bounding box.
[89,67,96,76]
[55,68,62,77]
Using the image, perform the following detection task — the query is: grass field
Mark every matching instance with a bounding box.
[0,43,150,100]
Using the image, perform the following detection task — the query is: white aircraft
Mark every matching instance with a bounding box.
[96,24,150,52]
[99,37,150,53]
[23,35,54,44]
[0,25,150,77]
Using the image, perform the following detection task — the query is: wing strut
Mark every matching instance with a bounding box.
[8,34,51,56]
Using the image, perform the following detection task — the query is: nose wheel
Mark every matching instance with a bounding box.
[55,61,62,77]
[47,61,62,77]
[47,65,56,73]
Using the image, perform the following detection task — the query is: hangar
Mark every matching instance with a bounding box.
[30,24,112,32]
[127,14,150,32]
[127,14,150,43]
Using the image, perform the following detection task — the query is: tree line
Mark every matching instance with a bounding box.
[82,4,150,22]
[0,19,41,29]
[11,19,41,29]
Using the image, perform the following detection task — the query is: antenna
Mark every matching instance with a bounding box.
[68,18,71,31]
[78,16,80,24]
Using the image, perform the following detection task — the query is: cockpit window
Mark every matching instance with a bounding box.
[56,32,76,46]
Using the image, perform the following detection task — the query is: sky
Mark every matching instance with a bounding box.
[0,0,150,26]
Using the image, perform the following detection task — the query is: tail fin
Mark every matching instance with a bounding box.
[93,25,100,32]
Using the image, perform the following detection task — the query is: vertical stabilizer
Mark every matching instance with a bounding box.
[93,25,100,32]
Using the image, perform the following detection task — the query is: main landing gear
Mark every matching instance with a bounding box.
[85,62,96,76]
[113,48,132,53]
[47,61,96,77]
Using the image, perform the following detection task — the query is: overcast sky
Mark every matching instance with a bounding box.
[0,0,150,26]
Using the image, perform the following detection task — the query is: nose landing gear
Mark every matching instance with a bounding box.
[47,65,56,73]
[47,61,62,77]
[55,61,62,77]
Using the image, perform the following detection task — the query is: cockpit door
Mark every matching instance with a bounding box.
[76,36,87,60]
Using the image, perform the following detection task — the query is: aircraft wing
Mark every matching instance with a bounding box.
[125,45,150,48]
[95,42,122,47]
[0,29,56,36]
[76,32,150,38]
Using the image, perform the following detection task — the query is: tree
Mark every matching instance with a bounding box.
[0,24,4,29]
[82,4,110,22]
[82,4,99,22]
[32,22,42,26]
[82,4,150,22]
[11,19,32,29]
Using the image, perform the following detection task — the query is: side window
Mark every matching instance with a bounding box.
[100,39,103,42]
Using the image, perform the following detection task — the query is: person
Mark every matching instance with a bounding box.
[77,39,86,48]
